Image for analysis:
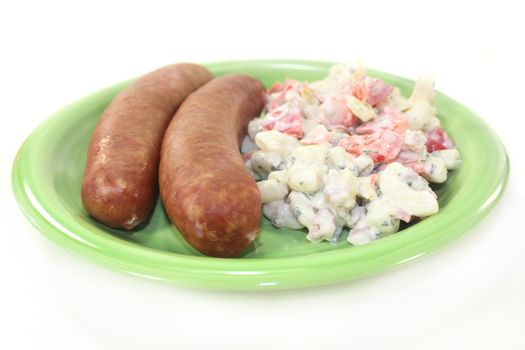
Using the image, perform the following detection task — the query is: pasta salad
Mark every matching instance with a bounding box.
[242,64,461,245]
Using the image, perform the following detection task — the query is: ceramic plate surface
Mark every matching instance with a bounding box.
[12,60,509,290]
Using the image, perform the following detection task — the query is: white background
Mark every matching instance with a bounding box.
[1,1,524,349]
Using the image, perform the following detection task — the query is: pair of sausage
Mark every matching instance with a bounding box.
[81,63,265,257]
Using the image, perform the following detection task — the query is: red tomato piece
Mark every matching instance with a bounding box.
[426,127,454,152]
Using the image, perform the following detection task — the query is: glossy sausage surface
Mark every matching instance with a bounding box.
[159,75,265,257]
[82,63,213,230]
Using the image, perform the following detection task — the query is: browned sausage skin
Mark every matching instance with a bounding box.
[82,63,213,230]
[159,75,265,257]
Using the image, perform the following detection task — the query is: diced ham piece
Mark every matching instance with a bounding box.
[350,78,369,101]
[356,107,408,134]
[267,80,299,110]
[262,105,304,138]
[338,130,404,163]
[321,95,357,130]
[347,77,393,106]
[403,161,426,175]
[367,79,394,106]
[393,208,411,223]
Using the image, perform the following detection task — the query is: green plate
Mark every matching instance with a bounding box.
[11,60,509,291]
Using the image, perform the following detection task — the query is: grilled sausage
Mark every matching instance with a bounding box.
[159,75,265,257]
[82,63,213,230]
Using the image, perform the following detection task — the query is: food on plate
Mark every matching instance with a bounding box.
[82,63,213,230]
[243,64,461,246]
[159,75,265,257]
[81,61,460,256]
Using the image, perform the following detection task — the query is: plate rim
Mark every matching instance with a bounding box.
[11,60,510,290]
